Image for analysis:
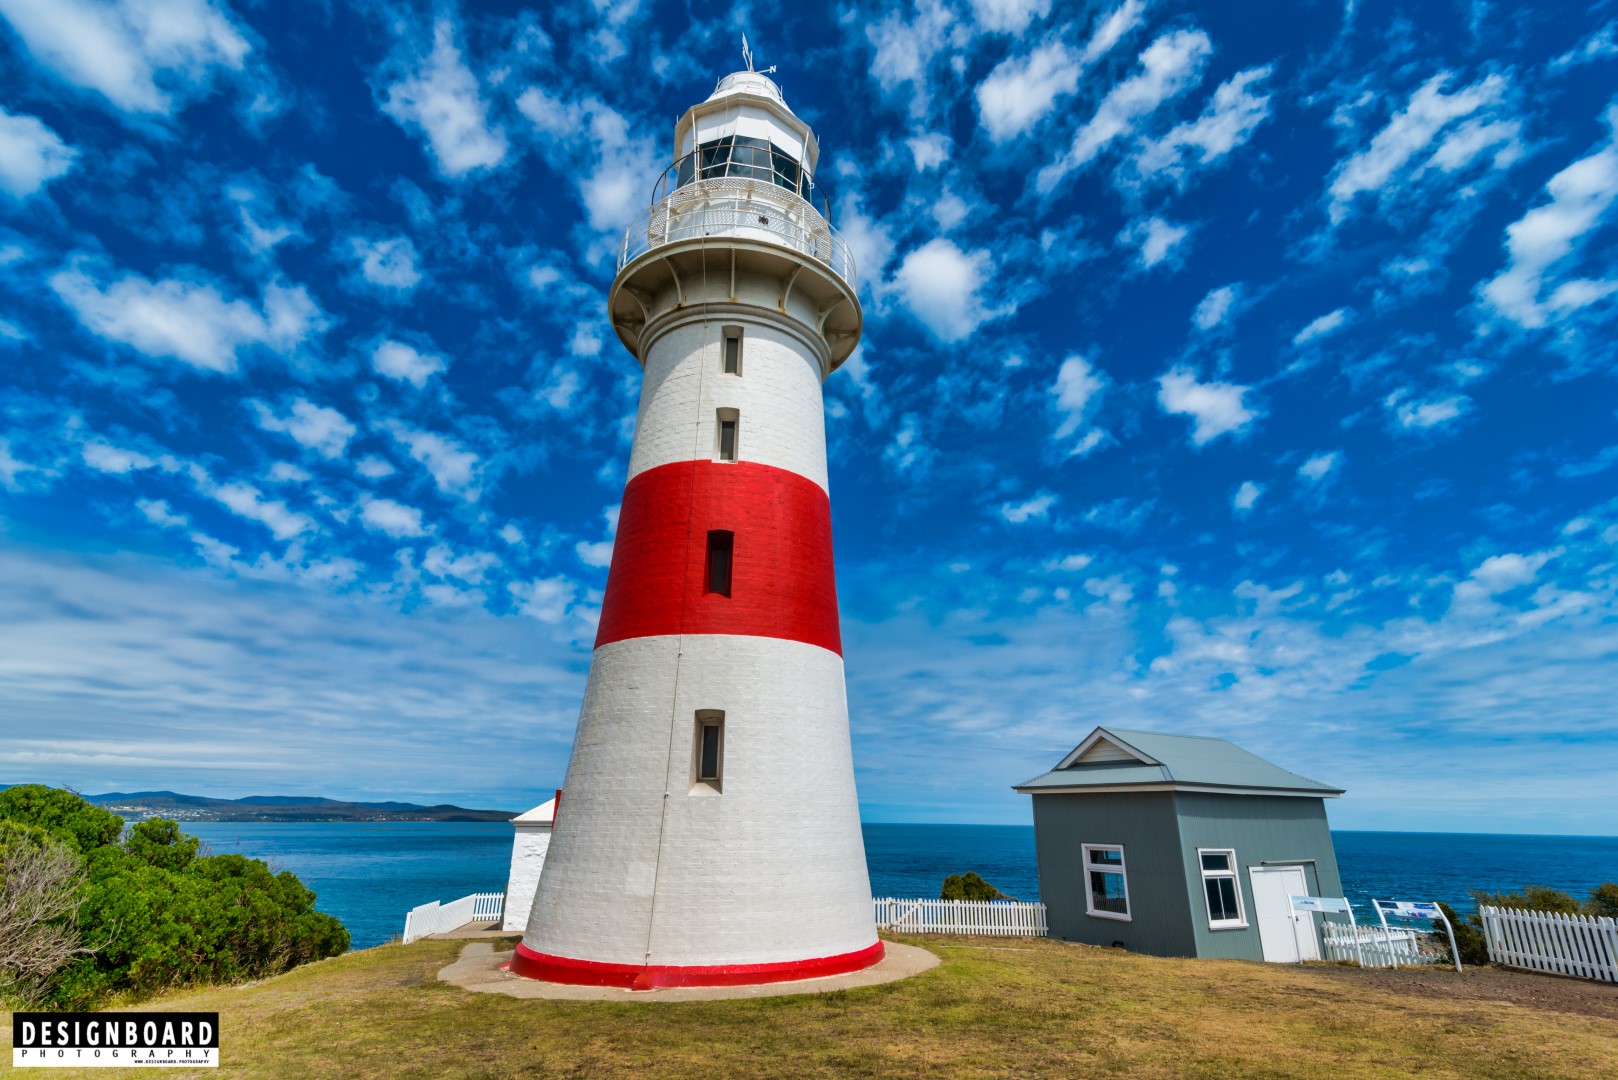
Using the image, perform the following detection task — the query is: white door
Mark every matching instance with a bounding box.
[1248,866,1319,963]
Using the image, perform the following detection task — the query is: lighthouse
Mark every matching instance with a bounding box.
[512,56,878,989]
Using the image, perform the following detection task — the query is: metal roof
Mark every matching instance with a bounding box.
[1014,726,1343,797]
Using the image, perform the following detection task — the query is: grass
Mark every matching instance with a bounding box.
[8,935,1617,1078]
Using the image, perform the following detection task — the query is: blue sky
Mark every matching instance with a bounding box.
[1,0,1616,834]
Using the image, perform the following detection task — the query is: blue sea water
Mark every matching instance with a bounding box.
[189,822,1618,950]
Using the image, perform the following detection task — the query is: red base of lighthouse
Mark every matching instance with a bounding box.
[507,940,885,990]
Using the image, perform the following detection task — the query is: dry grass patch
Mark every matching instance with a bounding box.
[6,934,1616,1078]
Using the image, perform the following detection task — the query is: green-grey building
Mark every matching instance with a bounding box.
[1015,726,1345,962]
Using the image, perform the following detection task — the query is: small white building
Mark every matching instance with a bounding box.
[501,794,556,932]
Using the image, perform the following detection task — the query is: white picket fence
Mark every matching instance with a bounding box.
[1480,905,1618,983]
[873,897,1048,937]
[1321,921,1437,967]
[401,892,505,944]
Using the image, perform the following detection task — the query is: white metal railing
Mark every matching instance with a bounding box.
[401,892,505,944]
[1321,921,1437,967]
[619,178,857,290]
[873,897,1048,937]
[1480,905,1618,983]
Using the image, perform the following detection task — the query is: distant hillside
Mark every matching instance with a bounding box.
[68,789,517,823]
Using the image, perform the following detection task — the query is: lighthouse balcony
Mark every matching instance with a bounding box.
[618,148,857,294]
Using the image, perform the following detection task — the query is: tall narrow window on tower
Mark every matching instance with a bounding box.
[693,710,724,793]
[723,327,743,374]
[717,408,739,461]
[705,530,734,596]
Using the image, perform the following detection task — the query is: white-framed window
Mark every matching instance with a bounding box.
[1198,848,1247,929]
[1081,843,1130,921]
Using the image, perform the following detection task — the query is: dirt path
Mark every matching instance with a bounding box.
[1305,962,1618,1020]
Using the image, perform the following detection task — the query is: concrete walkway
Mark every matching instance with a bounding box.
[438,940,939,1002]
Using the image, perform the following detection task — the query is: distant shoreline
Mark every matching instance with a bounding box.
[62,787,518,823]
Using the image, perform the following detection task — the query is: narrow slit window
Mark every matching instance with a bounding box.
[705,530,733,596]
[692,710,724,793]
[722,328,743,375]
[716,408,739,462]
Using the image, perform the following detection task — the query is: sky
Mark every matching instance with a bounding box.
[1,0,1616,835]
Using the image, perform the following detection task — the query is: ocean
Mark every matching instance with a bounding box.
[188,822,1618,950]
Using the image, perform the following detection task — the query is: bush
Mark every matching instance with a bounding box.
[1584,883,1618,918]
[0,786,348,1008]
[1429,902,1490,967]
[1472,885,1581,915]
[941,872,1010,901]
[0,822,89,1006]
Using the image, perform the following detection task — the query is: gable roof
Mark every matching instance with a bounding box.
[512,796,557,825]
[1014,726,1343,798]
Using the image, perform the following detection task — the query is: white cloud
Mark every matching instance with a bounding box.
[381,18,507,177]
[359,497,425,538]
[1000,492,1057,523]
[508,576,577,623]
[976,39,1081,143]
[1045,553,1093,572]
[251,398,356,459]
[865,0,956,117]
[0,0,249,116]
[575,540,613,568]
[1157,367,1259,445]
[0,105,76,198]
[355,455,395,480]
[1081,0,1148,64]
[1119,215,1190,269]
[135,498,187,528]
[49,263,323,373]
[1385,389,1467,431]
[422,542,498,584]
[1479,111,1618,330]
[349,236,422,291]
[1550,21,1618,71]
[1051,355,1109,453]
[1193,283,1241,330]
[894,238,1004,342]
[383,422,480,501]
[906,131,952,170]
[498,523,524,545]
[1232,480,1263,511]
[1468,550,1555,595]
[883,413,933,475]
[371,339,446,387]
[81,440,154,474]
[0,437,35,491]
[1037,29,1212,194]
[1133,65,1273,184]
[1326,72,1508,224]
[1293,306,1352,345]
[969,0,1050,33]
[210,481,313,540]
[1297,451,1340,483]
[836,193,897,297]
[267,461,310,484]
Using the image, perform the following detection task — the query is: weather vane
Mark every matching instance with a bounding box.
[741,34,777,75]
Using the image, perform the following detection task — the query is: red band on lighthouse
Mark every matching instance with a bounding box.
[508,939,885,989]
[594,458,842,655]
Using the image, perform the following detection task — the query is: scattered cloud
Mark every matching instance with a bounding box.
[382,422,481,501]
[1037,28,1212,194]
[1193,283,1241,331]
[1385,389,1468,431]
[976,39,1081,143]
[1050,355,1110,455]
[1000,492,1057,523]
[371,339,447,388]
[1118,215,1190,270]
[894,238,1005,342]
[0,105,76,198]
[1157,367,1259,445]
[359,496,426,538]
[348,235,423,292]
[0,0,250,116]
[380,18,507,177]
[250,397,356,458]
[1293,306,1352,345]
[1297,450,1341,483]
[1132,65,1274,185]
[49,262,324,373]
[1232,480,1263,511]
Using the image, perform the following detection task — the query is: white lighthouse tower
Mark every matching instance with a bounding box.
[512,55,876,989]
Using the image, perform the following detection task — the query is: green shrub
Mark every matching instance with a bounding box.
[1472,885,1581,914]
[941,872,1010,901]
[1584,883,1618,918]
[0,787,348,1009]
[1429,902,1490,967]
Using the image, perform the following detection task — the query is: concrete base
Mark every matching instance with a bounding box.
[438,940,938,1003]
